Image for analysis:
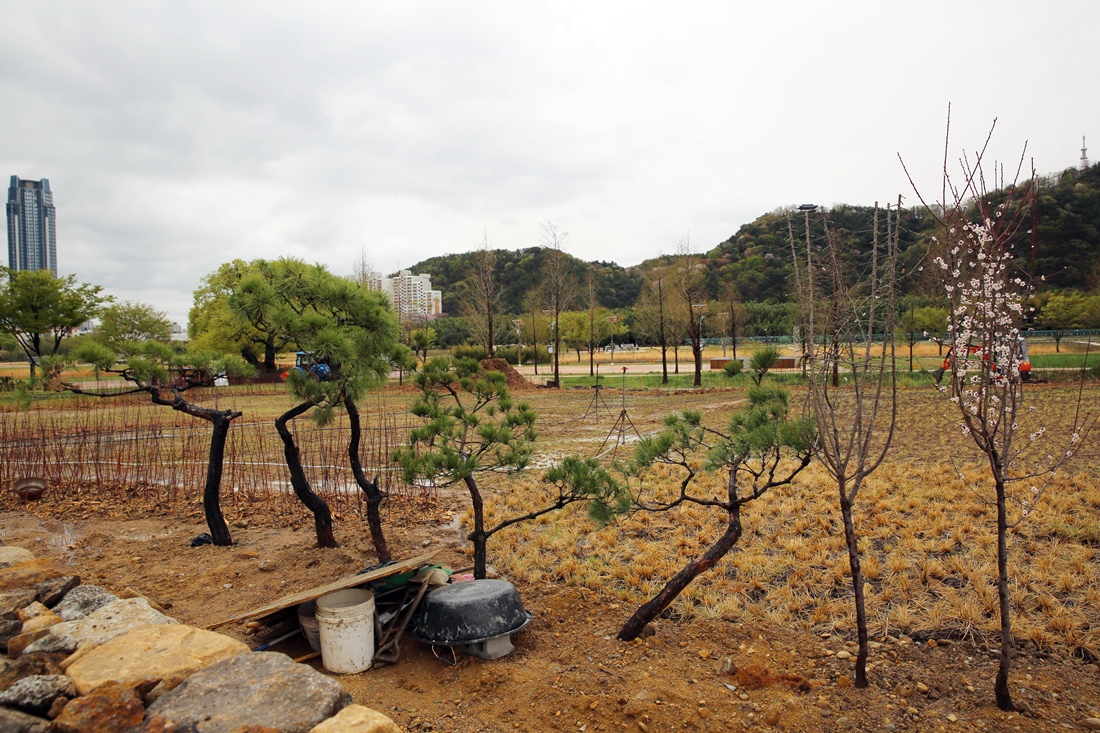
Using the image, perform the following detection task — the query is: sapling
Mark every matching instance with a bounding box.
[617,387,815,641]
[788,201,900,688]
[902,117,1095,710]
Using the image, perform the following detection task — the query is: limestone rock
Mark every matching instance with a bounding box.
[7,628,51,658]
[53,585,119,622]
[0,560,67,593]
[0,706,50,733]
[48,597,177,649]
[33,575,80,608]
[51,678,155,733]
[23,632,78,656]
[118,587,170,615]
[310,705,401,733]
[0,651,67,692]
[0,674,76,716]
[66,623,248,698]
[0,547,35,567]
[0,589,36,620]
[146,651,351,733]
[17,602,50,621]
[21,610,62,636]
[1,618,24,651]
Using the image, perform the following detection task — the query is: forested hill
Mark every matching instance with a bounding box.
[403,248,644,314]
[404,163,1100,314]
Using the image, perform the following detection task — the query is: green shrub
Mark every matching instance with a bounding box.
[722,360,743,378]
[452,343,488,361]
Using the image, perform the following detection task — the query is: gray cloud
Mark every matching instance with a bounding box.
[2,1,1097,323]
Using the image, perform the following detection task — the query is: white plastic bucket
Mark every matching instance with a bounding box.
[297,601,321,652]
[316,588,375,674]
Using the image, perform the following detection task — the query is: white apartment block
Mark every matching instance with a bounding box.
[368,269,443,321]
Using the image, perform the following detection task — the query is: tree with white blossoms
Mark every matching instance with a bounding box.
[902,114,1095,711]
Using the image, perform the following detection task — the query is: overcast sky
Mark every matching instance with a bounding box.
[3,2,1096,324]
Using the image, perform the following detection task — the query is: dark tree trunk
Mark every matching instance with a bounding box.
[464,475,488,579]
[994,474,1015,711]
[660,342,668,385]
[275,401,338,548]
[692,339,703,387]
[264,337,278,373]
[840,491,869,687]
[203,413,235,546]
[618,504,743,641]
[344,394,390,562]
[152,391,242,547]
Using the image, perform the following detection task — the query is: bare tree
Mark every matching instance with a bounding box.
[541,222,576,387]
[901,114,1095,711]
[673,239,709,387]
[634,273,672,384]
[351,246,374,286]
[789,200,900,688]
[462,234,502,358]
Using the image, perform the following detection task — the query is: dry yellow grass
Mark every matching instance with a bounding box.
[476,383,1100,658]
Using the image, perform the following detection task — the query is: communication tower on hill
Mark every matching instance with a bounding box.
[1082,137,1089,170]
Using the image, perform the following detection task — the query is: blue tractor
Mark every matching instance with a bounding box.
[292,351,332,381]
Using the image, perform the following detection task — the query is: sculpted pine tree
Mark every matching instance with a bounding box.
[617,388,815,641]
[232,258,400,551]
[61,342,253,546]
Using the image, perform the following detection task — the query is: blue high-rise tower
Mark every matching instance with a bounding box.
[6,176,57,275]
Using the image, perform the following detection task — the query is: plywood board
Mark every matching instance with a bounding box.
[208,550,439,629]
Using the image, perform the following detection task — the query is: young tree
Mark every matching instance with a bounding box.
[790,200,900,688]
[633,275,672,384]
[1038,291,1087,352]
[0,268,108,376]
[395,357,539,578]
[96,300,173,354]
[672,240,709,387]
[409,327,437,364]
[462,236,502,358]
[61,342,253,546]
[617,387,815,640]
[902,118,1094,710]
[541,222,576,387]
[913,305,949,356]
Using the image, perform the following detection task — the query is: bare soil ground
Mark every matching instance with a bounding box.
[3,495,1099,733]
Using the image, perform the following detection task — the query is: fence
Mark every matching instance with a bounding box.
[0,393,421,519]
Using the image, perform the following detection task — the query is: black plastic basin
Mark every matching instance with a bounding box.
[414,579,532,645]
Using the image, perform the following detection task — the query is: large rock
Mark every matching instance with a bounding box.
[309,705,401,733]
[0,651,68,692]
[0,706,50,733]
[0,547,35,568]
[0,674,76,716]
[51,678,156,733]
[66,623,249,698]
[144,652,351,733]
[20,610,62,636]
[53,586,118,622]
[34,575,80,608]
[0,589,37,620]
[0,560,67,593]
[47,598,177,649]
[23,632,77,656]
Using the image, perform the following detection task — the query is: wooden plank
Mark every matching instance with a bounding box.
[207,550,439,630]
